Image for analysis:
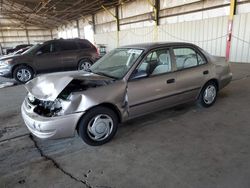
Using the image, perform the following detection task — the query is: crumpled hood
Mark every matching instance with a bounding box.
[25,71,113,101]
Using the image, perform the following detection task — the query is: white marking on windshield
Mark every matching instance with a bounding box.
[128,49,143,54]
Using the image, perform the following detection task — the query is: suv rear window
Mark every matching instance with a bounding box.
[60,41,78,51]
[78,41,92,49]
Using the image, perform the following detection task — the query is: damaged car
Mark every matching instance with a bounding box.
[21,42,232,146]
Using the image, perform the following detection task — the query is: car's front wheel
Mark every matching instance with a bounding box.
[13,65,34,83]
[78,59,92,71]
[77,106,118,146]
[198,81,218,107]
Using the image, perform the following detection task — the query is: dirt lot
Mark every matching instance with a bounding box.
[0,63,250,188]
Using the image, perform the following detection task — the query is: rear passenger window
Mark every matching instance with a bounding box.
[173,48,204,70]
[79,42,91,49]
[60,41,78,51]
[39,43,53,54]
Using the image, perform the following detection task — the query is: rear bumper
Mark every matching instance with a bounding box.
[21,99,84,139]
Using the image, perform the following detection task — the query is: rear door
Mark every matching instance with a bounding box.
[33,42,62,73]
[78,40,98,61]
[127,48,179,118]
[172,46,210,103]
[60,40,79,70]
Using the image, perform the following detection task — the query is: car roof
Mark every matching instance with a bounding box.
[44,38,89,44]
[120,42,198,50]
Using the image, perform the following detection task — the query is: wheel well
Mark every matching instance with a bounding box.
[11,64,35,77]
[98,103,122,123]
[197,79,219,100]
[206,79,219,90]
[78,58,93,65]
[76,103,122,132]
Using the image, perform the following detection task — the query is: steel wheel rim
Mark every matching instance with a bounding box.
[87,114,113,141]
[17,69,31,82]
[79,62,91,70]
[203,85,216,104]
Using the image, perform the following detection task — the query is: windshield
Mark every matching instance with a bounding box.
[90,48,143,79]
[23,44,41,55]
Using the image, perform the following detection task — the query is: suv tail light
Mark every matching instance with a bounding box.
[95,45,100,57]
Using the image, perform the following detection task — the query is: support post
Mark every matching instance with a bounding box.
[146,0,159,41]
[50,29,53,39]
[101,5,119,47]
[25,28,30,44]
[76,19,80,38]
[226,0,236,62]
[92,14,96,35]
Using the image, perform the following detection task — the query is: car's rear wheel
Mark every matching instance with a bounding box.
[77,106,118,146]
[13,65,34,83]
[78,59,92,71]
[198,81,218,107]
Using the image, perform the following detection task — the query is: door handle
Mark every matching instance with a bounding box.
[166,78,175,84]
[203,70,209,75]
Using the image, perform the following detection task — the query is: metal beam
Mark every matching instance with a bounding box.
[92,14,96,35]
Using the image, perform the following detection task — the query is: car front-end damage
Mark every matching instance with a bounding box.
[21,71,125,139]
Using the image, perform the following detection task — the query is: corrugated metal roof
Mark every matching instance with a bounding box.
[0,0,133,28]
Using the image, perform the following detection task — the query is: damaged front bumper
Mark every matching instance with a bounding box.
[21,98,84,139]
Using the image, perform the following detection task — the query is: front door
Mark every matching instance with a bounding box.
[127,48,179,119]
[59,40,79,70]
[33,42,62,73]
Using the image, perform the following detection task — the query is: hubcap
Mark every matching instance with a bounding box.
[17,69,31,82]
[203,85,216,104]
[79,62,91,71]
[87,114,113,141]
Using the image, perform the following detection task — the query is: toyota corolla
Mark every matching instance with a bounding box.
[21,42,232,146]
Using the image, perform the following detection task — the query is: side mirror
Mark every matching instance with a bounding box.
[36,51,42,56]
[131,70,148,80]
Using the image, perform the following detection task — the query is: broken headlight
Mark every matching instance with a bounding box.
[26,93,66,117]
[34,99,63,117]
[27,93,36,103]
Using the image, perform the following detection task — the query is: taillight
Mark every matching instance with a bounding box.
[95,46,100,56]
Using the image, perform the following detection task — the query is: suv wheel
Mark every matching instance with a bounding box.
[13,65,34,83]
[77,106,118,146]
[78,59,92,71]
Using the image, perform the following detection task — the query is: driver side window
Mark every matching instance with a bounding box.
[136,49,172,77]
[38,43,53,54]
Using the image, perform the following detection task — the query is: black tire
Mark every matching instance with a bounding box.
[198,81,218,108]
[77,106,118,146]
[77,59,92,71]
[13,65,34,83]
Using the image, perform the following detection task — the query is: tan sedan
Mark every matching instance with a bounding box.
[21,42,232,146]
